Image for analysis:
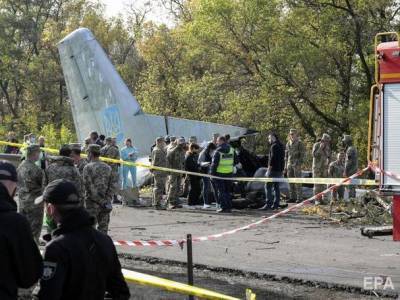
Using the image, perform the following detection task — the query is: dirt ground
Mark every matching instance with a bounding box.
[109,201,400,299]
[122,258,394,299]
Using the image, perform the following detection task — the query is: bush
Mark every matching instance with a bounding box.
[38,124,76,149]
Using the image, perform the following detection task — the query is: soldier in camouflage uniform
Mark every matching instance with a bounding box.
[70,143,88,175]
[151,137,167,209]
[43,145,83,233]
[167,136,177,152]
[342,135,358,198]
[44,145,83,200]
[285,129,305,203]
[83,144,114,234]
[101,137,121,203]
[17,144,44,243]
[312,133,332,204]
[328,152,345,201]
[166,138,186,209]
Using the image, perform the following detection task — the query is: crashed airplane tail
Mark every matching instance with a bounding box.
[57,28,253,156]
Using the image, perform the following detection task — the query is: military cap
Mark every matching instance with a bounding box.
[342,134,352,143]
[189,136,197,143]
[178,137,186,144]
[35,179,80,205]
[26,144,41,155]
[70,143,82,150]
[289,128,297,134]
[170,136,177,142]
[105,137,112,142]
[87,144,101,154]
[156,136,165,143]
[321,133,331,142]
[164,135,170,143]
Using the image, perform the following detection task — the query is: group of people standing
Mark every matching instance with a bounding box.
[150,129,359,213]
[260,129,359,210]
[83,131,139,192]
[11,130,142,244]
[1,133,131,298]
[151,133,239,213]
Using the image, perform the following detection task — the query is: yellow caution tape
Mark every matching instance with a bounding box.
[246,289,257,300]
[0,140,377,185]
[122,269,240,300]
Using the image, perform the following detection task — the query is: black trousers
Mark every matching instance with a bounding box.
[188,175,202,205]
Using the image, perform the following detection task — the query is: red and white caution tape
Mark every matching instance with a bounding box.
[113,166,370,247]
[113,240,182,247]
[369,162,400,182]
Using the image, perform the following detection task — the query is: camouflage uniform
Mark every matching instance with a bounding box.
[151,143,167,208]
[285,136,305,202]
[45,156,83,201]
[76,158,88,175]
[312,134,331,201]
[83,145,114,234]
[17,158,44,243]
[343,135,358,198]
[101,144,120,195]
[328,157,345,200]
[166,143,185,208]
[43,156,84,232]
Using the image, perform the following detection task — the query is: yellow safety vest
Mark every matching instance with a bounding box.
[216,147,234,174]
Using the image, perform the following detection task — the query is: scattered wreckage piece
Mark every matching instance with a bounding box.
[360,225,393,238]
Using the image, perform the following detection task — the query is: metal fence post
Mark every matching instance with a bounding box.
[187,234,194,300]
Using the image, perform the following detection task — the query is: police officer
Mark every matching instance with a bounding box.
[82,144,114,234]
[0,161,42,300]
[17,144,44,242]
[33,179,130,300]
[210,136,238,213]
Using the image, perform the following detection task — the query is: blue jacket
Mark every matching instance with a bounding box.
[120,146,138,163]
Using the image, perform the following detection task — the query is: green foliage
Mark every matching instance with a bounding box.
[39,124,76,149]
[0,0,399,167]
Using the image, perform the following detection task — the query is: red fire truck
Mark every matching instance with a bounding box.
[370,32,400,240]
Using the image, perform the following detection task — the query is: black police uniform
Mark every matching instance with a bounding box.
[0,183,43,299]
[34,207,130,300]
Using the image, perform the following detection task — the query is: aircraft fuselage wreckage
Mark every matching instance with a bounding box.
[57,28,255,183]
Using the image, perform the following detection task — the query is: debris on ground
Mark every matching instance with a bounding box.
[361,225,392,238]
[302,191,392,226]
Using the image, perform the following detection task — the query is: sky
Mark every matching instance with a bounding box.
[100,0,172,25]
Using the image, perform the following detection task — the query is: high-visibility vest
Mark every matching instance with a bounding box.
[216,147,234,174]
